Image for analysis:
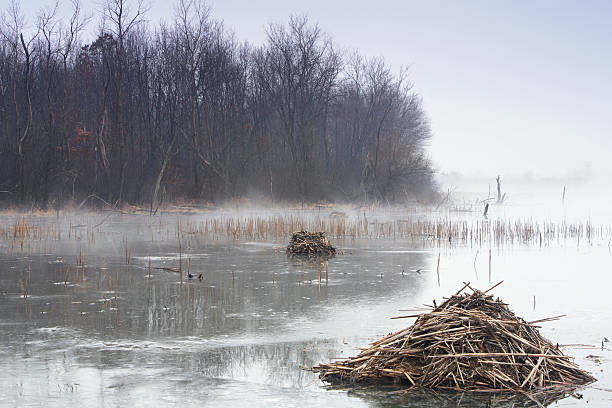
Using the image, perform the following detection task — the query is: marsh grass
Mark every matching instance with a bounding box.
[0,209,609,262]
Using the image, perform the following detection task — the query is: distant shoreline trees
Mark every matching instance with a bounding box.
[0,0,438,209]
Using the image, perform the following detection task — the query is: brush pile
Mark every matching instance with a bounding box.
[314,283,595,392]
[286,230,336,257]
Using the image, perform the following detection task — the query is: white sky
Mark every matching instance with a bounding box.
[9,0,612,187]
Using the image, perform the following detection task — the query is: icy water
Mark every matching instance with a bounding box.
[0,209,611,407]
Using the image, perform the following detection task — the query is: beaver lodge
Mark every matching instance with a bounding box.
[313,282,595,393]
[286,231,336,257]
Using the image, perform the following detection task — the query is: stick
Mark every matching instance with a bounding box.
[483,280,504,295]
[488,248,492,284]
[521,350,548,388]
[436,253,441,287]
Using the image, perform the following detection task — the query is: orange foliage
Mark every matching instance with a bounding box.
[70,127,92,155]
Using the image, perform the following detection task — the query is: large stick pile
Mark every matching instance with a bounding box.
[314,282,595,392]
[286,231,336,257]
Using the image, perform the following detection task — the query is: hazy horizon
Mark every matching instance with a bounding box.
[12,0,612,188]
[3,3,612,404]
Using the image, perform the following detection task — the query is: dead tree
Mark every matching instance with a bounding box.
[496,175,506,204]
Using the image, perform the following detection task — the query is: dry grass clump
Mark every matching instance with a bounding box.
[286,230,336,257]
[314,282,595,393]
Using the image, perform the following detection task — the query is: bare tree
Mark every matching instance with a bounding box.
[0,4,438,208]
[102,0,149,203]
[259,15,340,199]
[175,0,210,194]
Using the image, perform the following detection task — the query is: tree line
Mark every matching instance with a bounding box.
[0,0,438,210]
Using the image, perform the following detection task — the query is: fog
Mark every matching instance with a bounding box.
[13,0,612,188]
[2,1,612,406]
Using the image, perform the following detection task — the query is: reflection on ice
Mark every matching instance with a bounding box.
[0,207,610,406]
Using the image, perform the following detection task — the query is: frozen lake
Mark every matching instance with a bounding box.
[0,204,610,407]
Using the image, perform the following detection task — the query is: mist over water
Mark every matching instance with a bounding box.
[441,173,612,226]
[2,0,611,405]
[0,197,611,407]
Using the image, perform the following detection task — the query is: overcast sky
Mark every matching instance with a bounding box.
[9,0,612,187]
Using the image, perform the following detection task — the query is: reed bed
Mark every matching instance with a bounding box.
[313,282,595,393]
[165,215,607,250]
[0,211,609,252]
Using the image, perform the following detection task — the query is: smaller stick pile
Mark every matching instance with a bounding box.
[286,230,336,257]
[314,282,595,392]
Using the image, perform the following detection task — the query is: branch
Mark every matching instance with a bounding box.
[77,194,126,213]
[179,129,229,185]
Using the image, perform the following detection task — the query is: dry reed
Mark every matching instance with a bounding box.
[286,231,336,257]
[313,282,595,393]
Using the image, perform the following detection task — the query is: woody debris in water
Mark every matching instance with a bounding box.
[286,230,336,257]
[313,282,595,393]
